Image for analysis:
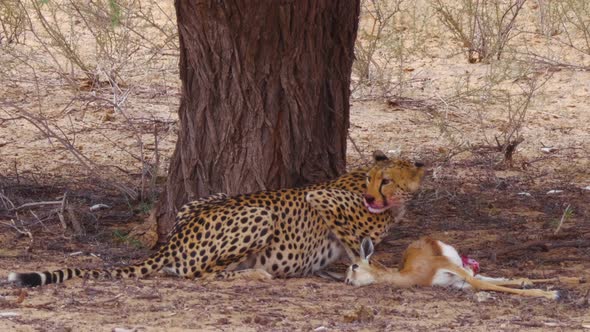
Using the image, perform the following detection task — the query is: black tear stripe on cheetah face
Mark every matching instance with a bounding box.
[9,155,425,287]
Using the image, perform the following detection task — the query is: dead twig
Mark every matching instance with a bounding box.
[9,200,63,211]
[553,204,572,236]
[347,133,368,165]
[57,192,68,230]
[0,191,16,210]
[28,210,56,235]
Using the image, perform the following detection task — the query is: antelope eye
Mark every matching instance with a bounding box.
[351,264,359,271]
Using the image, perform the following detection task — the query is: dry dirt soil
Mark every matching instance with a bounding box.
[1,1,590,331]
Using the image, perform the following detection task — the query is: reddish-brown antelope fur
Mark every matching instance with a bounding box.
[345,236,563,300]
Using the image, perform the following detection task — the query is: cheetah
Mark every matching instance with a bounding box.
[8,151,424,287]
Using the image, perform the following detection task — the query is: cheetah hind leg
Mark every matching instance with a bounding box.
[174,205,277,281]
[168,193,229,238]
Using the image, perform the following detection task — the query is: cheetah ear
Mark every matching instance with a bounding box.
[373,150,388,162]
[359,237,374,261]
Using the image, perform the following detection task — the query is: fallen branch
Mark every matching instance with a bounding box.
[492,239,590,260]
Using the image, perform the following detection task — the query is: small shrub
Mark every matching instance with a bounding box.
[431,0,526,63]
[0,0,27,45]
[353,0,432,98]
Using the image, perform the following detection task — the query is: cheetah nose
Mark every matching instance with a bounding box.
[364,195,375,204]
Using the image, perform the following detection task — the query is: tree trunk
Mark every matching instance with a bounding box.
[153,0,360,241]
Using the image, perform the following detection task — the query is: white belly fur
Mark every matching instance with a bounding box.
[432,240,474,289]
[437,240,462,267]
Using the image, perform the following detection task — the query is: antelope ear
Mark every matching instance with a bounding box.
[359,237,375,261]
[373,150,388,162]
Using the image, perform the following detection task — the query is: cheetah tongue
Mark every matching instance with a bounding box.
[365,198,404,214]
[366,205,389,214]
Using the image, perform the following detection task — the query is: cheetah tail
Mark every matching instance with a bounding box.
[8,247,170,288]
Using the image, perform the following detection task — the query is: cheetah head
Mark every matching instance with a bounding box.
[363,151,425,214]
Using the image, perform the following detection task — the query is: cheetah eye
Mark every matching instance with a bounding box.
[351,264,359,271]
[381,179,391,185]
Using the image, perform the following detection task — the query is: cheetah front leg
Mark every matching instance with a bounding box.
[306,189,391,255]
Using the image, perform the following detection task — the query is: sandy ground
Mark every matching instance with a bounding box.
[1,98,589,330]
[1,0,590,331]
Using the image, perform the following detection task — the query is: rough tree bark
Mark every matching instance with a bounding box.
[152,0,360,241]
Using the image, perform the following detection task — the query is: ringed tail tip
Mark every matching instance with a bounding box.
[8,272,45,287]
[8,272,19,283]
